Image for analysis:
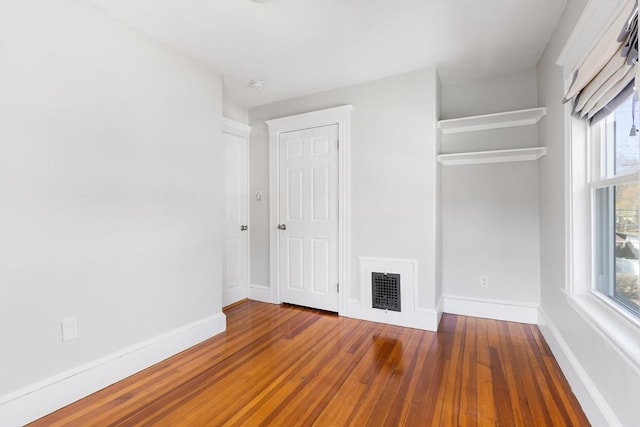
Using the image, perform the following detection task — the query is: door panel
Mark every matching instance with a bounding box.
[225,238,240,290]
[287,169,303,220]
[286,237,304,290]
[312,167,330,221]
[278,125,338,312]
[223,131,248,307]
[311,238,330,294]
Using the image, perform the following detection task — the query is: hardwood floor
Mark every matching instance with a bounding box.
[30,301,589,426]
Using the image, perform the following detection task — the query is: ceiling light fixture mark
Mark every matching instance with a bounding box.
[249,79,265,90]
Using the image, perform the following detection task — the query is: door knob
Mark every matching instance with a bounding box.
[240,225,248,231]
[277,224,287,230]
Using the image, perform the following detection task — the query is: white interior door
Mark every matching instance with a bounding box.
[223,130,249,307]
[278,124,339,312]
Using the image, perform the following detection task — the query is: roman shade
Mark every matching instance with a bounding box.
[564,0,638,124]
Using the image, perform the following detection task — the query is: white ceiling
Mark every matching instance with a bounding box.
[95,0,568,109]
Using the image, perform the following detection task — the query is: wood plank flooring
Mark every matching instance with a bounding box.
[30,301,589,426]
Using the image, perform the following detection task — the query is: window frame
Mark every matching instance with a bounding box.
[564,102,640,376]
[589,112,640,324]
[556,0,640,381]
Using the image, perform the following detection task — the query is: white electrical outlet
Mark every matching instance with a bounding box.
[61,316,78,342]
[480,276,489,288]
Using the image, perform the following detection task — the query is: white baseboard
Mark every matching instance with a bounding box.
[442,294,539,324]
[538,309,622,427]
[344,300,440,331]
[435,294,444,328]
[248,284,273,303]
[0,312,226,427]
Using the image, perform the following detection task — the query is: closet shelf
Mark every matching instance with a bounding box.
[437,107,547,134]
[437,147,547,166]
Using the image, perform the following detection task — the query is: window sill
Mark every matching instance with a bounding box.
[563,289,640,375]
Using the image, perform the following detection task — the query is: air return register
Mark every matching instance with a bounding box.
[371,272,401,312]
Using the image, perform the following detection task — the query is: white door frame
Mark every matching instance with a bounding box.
[266,105,352,315]
[222,117,251,306]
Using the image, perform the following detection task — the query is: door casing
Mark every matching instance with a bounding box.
[222,117,251,307]
[266,105,352,315]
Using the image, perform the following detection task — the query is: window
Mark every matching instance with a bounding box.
[591,92,640,319]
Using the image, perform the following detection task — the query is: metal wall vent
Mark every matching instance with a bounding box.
[371,272,401,312]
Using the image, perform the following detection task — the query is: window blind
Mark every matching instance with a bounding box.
[564,0,638,124]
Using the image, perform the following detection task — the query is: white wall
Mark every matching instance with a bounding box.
[442,162,541,304]
[440,70,542,311]
[249,68,440,316]
[223,88,249,124]
[0,0,225,406]
[537,1,640,426]
[440,68,539,119]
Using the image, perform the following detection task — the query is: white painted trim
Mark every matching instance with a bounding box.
[0,313,226,427]
[222,117,251,138]
[266,105,352,315]
[357,255,421,307]
[437,107,546,134]
[556,0,629,78]
[435,294,444,327]
[248,284,274,303]
[589,171,640,189]
[442,294,539,324]
[222,117,251,306]
[565,116,574,290]
[351,256,439,331]
[433,77,443,330]
[268,120,278,305]
[265,105,353,133]
[564,291,640,376]
[344,303,441,331]
[560,20,640,380]
[246,128,252,305]
[437,147,546,166]
[565,104,592,295]
[538,308,623,427]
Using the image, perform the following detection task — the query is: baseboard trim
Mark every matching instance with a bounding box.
[538,308,622,427]
[345,301,440,331]
[248,284,273,303]
[435,294,444,329]
[223,298,249,311]
[0,312,226,427]
[442,294,539,324]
